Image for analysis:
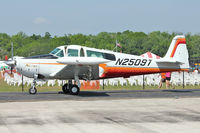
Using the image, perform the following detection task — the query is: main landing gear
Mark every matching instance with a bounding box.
[62,80,80,95]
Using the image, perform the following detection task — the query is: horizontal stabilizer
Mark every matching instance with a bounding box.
[57,57,111,65]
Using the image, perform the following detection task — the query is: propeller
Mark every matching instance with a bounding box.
[5,42,15,74]
[4,42,24,92]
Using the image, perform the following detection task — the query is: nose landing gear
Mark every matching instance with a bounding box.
[29,86,37,94]
[29,78,37,94]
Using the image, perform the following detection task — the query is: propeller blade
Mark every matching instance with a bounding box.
[4,60,15,75]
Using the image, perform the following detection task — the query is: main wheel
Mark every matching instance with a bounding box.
[62,83,71,94]
[29,87,37,94]
[69,85,80,95]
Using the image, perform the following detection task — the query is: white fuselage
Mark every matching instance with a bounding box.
[14,37,189,80]
[15,52,187,80]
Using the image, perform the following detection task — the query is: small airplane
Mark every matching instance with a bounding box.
[5,35,189,95]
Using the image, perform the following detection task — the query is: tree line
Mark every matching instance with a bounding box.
[0,31,199,59]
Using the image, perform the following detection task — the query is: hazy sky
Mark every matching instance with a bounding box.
[0,0,200,36]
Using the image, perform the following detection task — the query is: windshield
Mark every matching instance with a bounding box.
[50,48,61,55]
[56,50,64,57]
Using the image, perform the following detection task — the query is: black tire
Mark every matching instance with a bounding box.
[29,87,37,94]
[69,85,80,95]
[62,83,71,94]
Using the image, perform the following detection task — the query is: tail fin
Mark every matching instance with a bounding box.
[163,35,189,69]
[156,35,189,69]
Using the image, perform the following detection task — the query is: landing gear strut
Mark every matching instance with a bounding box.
[29,74,38,95]
[29,86,37,94]
[29,78,37,94]
[62,79,80,95]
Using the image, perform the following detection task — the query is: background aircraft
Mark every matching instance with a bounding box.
[0,61,8,70]
[5,35,189,95]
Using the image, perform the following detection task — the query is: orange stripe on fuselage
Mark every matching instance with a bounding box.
[170,38,186,58]
[99,64,187,78]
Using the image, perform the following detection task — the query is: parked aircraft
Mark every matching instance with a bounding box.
[5,35,189,95]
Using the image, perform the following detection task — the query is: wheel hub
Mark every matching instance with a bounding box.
[31,88,35,93]
[72,87,77,93]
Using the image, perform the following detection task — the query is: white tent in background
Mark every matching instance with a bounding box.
[140,52,161,86]
[141,52,160,59]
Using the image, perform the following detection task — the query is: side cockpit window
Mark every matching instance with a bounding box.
[86,50,104,58]
[86,50,116,61]
[104,53,116,61]
[68,49,78,57]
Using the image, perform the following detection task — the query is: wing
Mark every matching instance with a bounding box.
[50,57,111,79]
[56,57,111,65]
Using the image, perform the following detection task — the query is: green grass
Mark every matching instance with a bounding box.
[0,79,200,93]
[100,83,200,90]
[0,79,61,92]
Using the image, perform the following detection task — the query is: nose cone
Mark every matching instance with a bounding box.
[5,60,16,69]
[15,59,23,74]
[5,60,15,66]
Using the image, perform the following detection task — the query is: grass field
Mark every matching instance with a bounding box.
[0,79,200,93]
[0,79,61,92]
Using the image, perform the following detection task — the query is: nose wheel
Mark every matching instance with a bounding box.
[29,86,37,94]
[29,77,37,95]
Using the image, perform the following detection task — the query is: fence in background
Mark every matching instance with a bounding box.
[1,71,200,89]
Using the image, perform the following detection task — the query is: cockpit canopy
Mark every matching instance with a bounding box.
[50,48,64,57]
[50,45,116,61]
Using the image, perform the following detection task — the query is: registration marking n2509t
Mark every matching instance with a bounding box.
[115,58,152,66]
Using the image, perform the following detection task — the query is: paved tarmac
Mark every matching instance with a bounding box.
[0,89,200,133]
[0,89,200,102]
